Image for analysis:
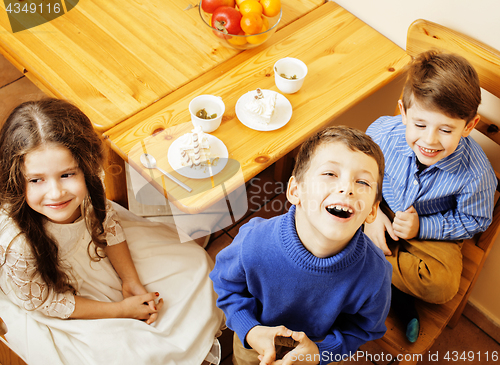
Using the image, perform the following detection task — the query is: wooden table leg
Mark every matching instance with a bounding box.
[274,147,299,185]
[103,143,128,209]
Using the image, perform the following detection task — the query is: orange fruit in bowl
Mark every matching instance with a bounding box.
[228,33,248,46]
[261,14,269,28]
[235,0,246,5]
[260,0,280,17]
[246,23,268,44]
[239,0,263,16]
[240,13,263,34]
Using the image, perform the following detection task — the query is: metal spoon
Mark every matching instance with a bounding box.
[140,153,192,193]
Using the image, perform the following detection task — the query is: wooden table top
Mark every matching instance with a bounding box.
[105,1,411,214]
[0,0,323,132]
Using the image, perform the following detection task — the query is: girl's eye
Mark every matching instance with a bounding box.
[61,172,75,178]
[28,178,42,184]
[323,172,337,177]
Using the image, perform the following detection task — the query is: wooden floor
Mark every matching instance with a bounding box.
[2,53,500,365]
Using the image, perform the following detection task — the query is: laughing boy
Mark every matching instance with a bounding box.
[210,126,392,365]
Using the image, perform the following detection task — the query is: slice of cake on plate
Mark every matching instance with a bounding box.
[178,125,213,168]
[245,88,277,125]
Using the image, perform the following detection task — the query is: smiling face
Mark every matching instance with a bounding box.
[287,142,379,258]
[24,144,87,224]
[399,100,479,167]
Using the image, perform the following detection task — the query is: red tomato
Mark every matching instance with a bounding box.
[211,6,242,36]
[201,0,235,14]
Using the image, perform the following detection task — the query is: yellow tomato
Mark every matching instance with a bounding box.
[227,31,248,46]
[246,23,268,44]
[239,0,263,16]
[235,0,245,5]
[240,13,263,35]
[260,0,280,17]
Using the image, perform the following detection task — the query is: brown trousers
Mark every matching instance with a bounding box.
[382,204,463,304]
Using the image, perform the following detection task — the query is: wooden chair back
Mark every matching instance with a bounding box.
[374,19,500,364]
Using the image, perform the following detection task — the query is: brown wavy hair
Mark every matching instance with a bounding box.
[0,98,108,293]
[292,125,385,203]
[402,50,481,124]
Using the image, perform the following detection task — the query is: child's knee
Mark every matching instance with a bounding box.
[422,274,460,304]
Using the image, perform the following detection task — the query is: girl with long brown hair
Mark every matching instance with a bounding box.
[0,98,223,365]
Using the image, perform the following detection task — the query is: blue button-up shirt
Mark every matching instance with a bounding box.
[367,115,497,240]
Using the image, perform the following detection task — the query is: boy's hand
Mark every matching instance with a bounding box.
[364,206,398,256]
[393,206,419,240]
[246,325,293,365]
[275,331,320,365]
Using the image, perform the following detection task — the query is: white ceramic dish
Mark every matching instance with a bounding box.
[189,95,225,133]
[274,57,308,94]
[235,90,292,131]
[167,134,228,179]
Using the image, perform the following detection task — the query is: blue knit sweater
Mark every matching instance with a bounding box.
[210,205,392,364]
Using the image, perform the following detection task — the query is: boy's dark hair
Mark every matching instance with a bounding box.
[292,126,385,202]
[402,50,481,123]
[0,98,107,294]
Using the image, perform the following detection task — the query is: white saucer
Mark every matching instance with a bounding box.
[167,134,228,179]
[235,90,292,131]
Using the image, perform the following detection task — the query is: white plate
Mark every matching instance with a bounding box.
[235,90,292,131]
[167,134,228,179]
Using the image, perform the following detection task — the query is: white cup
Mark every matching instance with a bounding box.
[274,57,308,94]
[188,95,225,133]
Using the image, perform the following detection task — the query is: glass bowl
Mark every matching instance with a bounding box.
[198,1,282,50]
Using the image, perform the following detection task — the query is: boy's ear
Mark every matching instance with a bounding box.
[462,114,480,137]
[286,176,300,206]
[398,100,407,123]
[364,201,380,224]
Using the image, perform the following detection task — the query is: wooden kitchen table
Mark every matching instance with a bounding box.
[0,0,323,131]
[0,0,323,206]
[105,1,411,214]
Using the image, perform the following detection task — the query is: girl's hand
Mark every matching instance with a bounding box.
[122,279,148,298]
[122,281,161,325]
[393,206,419,240]
[246,325,293,365]
[120,292,163,325]
[364,206,397,256]
[277,331,320,365]
[105,241,162,323]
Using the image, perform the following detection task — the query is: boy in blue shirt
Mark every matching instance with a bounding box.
[210,126,393,365]
[365,50,497,343]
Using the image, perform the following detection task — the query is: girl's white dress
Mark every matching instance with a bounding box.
[0,201,223,365]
